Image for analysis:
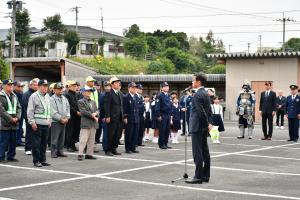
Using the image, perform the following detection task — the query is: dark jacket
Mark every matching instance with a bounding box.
[0,91,22,130]
[78,97,99,129]
[259,91,276,114]
[285,95,300,118]
[22,88,35,120]
[123,93,139,123]
[64,90,80,120]
[104,90,124,122]
[276,96,287,111]
[189,88,212,133]
[155,92,172,117]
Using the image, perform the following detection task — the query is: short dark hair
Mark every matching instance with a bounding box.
[194,73,207,86]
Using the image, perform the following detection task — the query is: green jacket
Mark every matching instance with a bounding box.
[0,90,22,130]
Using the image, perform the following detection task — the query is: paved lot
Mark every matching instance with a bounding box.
[1,121,300,200]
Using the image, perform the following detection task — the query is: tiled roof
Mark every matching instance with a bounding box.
[207,52,300,59]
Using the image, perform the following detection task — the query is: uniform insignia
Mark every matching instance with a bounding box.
[129,100,132,103]
[297,99,299,102]
[156,99,159,102]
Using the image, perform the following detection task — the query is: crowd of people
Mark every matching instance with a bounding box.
[0,75,203,167]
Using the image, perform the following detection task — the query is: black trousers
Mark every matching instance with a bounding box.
[107,120,122,152]
[191,131,210,179]
[262,113,273,138]
[158,115,170,148]
[288,118,299,140]
[31,125,49,164]
[137,115,145,145]
[25,118,32,152]
[124,123,139,151]
[65,118,80,148]
[276,110,285,126]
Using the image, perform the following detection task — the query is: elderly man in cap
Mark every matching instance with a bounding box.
[136,84,145,147]
[50,83,70,158]
[27,79,52,167]
[22,78,39,155]
[85,76,99,108]
[64,80,81,152]
[77,87,99,161]
[100,81,111,152]
[13,81,25,146]
[123,82,140,154]
[155,82,172,149]
[285,85,300,142]
[0,79,22,163]
[104,76,123,156]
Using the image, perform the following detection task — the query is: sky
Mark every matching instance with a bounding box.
[1,0,300,53]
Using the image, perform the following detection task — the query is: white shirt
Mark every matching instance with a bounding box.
[145,102,150,112]
[194,86,204,93]
[211,104,223,120]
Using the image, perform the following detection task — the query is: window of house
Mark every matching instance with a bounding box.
[108,45,124,53]
[48,42,56,49]
[81,43,98,55]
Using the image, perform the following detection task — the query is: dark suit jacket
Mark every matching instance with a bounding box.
[285,95,300,118]
[259,91,276,114]
[276,96,286,111]
[104,90,124,122]
[123,93,139,123]
[189,88,212,133]
[78,97,99,129]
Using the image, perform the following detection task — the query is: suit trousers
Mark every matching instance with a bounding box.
[0,130,17,161]
[31,125,49,164]
[288,118,299,140]
[108,120,122,152]
[276,110,285,126]
[137,115,145,145]
[51,122,66,155]
[191,131,210,179]
[125,123,139,151]
[25,119,32,152]
[78,128,96,156]
[158,115,170,148]
[262,113,273,138]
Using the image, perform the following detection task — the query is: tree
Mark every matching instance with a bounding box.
[15,9,30,57]
[146,36,160,54]
[0,58,9,80]
[28,36,47,56]
[147,58,175,74]
[43,14,65,42]
[64,31,80,55]
[123,24,143,38]
[124,37,147,59]
[98,37,106,56]
[206,64,225,74]
[161,48,194,72]
[163,36,180,49]
[112,38,121,57]
[284,38,300,51]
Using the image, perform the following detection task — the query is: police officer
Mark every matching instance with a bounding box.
[136,84,145,147]
[285,85,300,142]
[123,82,140,154]
[0,79,22,163]
[27,79,52,167]
[100,81,111,152]
[155,82,172,149]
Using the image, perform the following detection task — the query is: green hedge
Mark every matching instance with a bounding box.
[0,58,9,80]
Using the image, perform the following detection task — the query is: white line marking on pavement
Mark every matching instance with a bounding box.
[98,176,300,200]
[0,164,89,176]
[235,153,300,161]
[0,176,92,192]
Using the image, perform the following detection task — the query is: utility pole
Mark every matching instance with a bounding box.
[258,35,262,53]
[276,12,296,52]
[100,8,104,37]
[247,43,251,53]
[72,6,81,33]
[228,44,232,53]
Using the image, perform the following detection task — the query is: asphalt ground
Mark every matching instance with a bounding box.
[1,121,300,200]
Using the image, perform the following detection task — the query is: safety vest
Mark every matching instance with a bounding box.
[1,90,17,115]
[34,92,51,119]
[91,89,99,108]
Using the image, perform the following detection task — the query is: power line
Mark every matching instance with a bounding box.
[276,12,296,51]
[185,29,300,35]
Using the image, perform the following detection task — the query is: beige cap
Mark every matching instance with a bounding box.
[85,76,96,83]
[109,76,120,84]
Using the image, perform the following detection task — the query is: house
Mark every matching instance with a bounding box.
[2,25,125,58]
[208,52,300,121]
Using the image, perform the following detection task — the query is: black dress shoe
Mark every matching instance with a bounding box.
[125,150,132,154]
[34,162,42,167]
[67,148,75,152]
[132,150,139,153]
[41,162,51,166]
[78,155,83,161]
[7,158,19,162]
[237,136,244,139]
[287,139,294,141]
[85,155,97,160]
[105,152,114,156]
[185,178,202,184]
[51,154,58,158]
[138,144,145,147]
[112,151,122,155]
[166,146,172,149]
[293,139,298,142]
[202,177,210,183]
[57,154,68,157]
[160,146,167,150]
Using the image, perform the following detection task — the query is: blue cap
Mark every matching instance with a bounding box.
[128,82,137,88]
[137,84,143,89]
[160,82,169,88]
[82,86,95,92]
[38,79,49,86]
[2,79,13,85]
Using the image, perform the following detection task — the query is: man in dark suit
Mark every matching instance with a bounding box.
[285,85,300,142]
[186,73,212,184]
[259,81,276,140]
[275,90,286,129]
[104,76,123,156]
